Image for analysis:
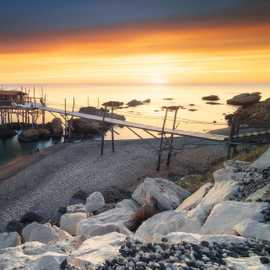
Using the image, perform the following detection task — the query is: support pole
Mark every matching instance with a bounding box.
[157,108,168,171]
[227,116,236,159]
[111,106,115,152]
[100,106,107,155]
[64,98,67,141]
[166,108,179,166]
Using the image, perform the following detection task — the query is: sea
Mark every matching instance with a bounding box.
[1,83,270,165]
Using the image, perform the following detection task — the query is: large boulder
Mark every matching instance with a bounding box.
[201,201,268,234]
[0,232,21,249]
[132,178,190,211]
[134,210,200,243]
[18,128,40,142]
[227,97,270,128]
[0,242,67,270]
[49,118,63,139]
[68,232,126,269]
[234,219,270,241]
[79,207,134,238]
[227,92,261,106]
[60,212,87,236]
[187,180,239,224]
[202,95,219,101]
[18,128,51,142]
[252,147,270,170]
[177,182,213,211]
[0,128,16,139]
[22,222,72,244]
[85,191,105,214]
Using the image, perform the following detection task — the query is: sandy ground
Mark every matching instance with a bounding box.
[0,137,227,231]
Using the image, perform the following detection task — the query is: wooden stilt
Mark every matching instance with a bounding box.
[100,106,107,155]
[111,106,115,152]
[157,108,168,171]
[166,107,179,166]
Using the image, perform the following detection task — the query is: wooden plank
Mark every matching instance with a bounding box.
[19,104,227,141]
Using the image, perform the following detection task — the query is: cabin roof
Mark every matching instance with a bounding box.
[0,90,26,97]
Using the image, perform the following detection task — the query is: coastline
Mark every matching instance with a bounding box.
[0,137,227,231]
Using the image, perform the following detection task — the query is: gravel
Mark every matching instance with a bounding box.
[0,138,226,231]
[97,238,270,270]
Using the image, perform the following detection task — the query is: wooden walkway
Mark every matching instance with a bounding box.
[26,104,227,141]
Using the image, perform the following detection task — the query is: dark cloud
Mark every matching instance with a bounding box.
[0,0,269,39]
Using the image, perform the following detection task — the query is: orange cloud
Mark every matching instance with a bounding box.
[0,22,270,84]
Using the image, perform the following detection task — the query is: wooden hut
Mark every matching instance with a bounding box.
[0,90,26,107]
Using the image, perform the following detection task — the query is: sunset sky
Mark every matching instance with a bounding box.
[0,0,270,85]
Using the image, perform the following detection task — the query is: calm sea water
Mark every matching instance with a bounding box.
[1,83,270,164]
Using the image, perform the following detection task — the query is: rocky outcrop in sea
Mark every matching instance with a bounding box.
[1,148,270,269]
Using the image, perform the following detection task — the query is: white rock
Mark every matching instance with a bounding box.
[79,207,134,238]
[67,203,86,213]
[22,222,72,244]
[68,232,126,270]
[161,232,247,246]
[132,177,190,210]
[135,210,201,243]
[225,256,269,270]
[187,180,239,224]
[177,183,213,211]
[60,212,87,236]
[245,183,270,202]
[115,199,139,211]
[213,167,237,183]
[0,232,21,249]
[201,201,268,234]
[234,219,270,241]
[252,147,270,170]
[0,242,67,270]
[85,191,105,213]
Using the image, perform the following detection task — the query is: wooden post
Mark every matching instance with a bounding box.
[227,116,236,159]
[157,107,168,171]
[111,106,115,152]
[167,107,179,166]
[100,106,107,155]
[64,99,67,141]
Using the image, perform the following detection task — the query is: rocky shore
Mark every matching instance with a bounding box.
[0,144,270,269]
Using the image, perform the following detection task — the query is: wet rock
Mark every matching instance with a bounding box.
[202,95,220,101]
[227,92,261,106]
[102,101,124,107]
[127,99,143,107]
[0,128,16,139]
[48,117,63,139]
[18,128,51,142]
